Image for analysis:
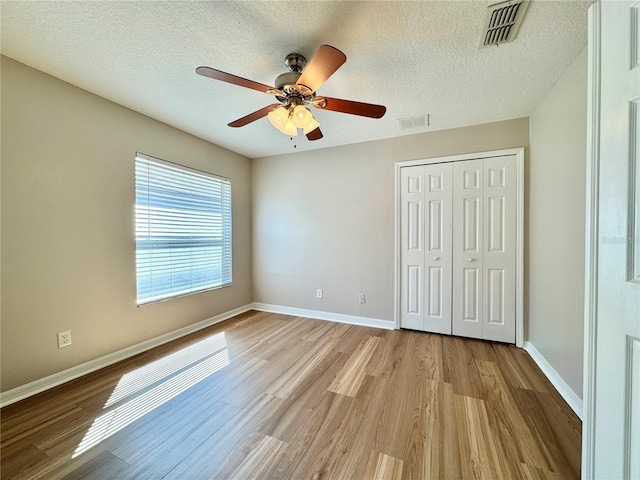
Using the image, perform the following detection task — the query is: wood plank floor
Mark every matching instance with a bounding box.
[1,311,582,479]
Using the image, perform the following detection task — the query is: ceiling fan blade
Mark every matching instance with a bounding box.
[295,45,346,93]
[314,97,386,118]
[305,127,323,141]
[196,66,274,94]
[228,104,280,128]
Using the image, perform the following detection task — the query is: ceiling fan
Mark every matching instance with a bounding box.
[196,45,386,142]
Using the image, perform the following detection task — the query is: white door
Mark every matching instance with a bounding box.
[400,165,426,331]
[482,156,517,343]
[452,157,517,343]
[424,163,453,334]
[586,1,640,478]
[400,164,453,333]
[452,160,484,339]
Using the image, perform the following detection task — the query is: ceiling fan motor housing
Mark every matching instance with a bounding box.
[275,73,315,104]
[275,71,301,90]
[274,52,316,102]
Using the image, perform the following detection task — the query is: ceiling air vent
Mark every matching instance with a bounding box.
[480,0,529,48]
[397,114,430,131]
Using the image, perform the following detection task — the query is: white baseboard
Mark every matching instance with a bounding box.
[0,304,253,408]
[524,341,583,420]
[251,302,395,330]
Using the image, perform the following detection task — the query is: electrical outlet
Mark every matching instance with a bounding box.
[57,330,72,348]
[316,288,323,299]
[359,293,366,304]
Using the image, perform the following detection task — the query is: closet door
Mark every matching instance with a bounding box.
[452,160,484,339]
[423,163,453,334]
[400,166,425,331]
[400,163,453,333]
[482,156,517,342]
[452,156,517,342]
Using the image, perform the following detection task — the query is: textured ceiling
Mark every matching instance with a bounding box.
[0,1,591,159]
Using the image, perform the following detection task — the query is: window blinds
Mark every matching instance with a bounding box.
[135,154,232,305]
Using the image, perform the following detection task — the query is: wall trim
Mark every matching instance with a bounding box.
[394,147,525,348]
[251,302,396,330]
[524,341,583,420]
[0,304,253,408]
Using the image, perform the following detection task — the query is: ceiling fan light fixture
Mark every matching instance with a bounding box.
[292,105,314,129]
[302,117,320,135]
[268,106,288,129]
[280,117,298,136]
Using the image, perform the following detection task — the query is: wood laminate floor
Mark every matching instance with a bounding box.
[1,311,581,479]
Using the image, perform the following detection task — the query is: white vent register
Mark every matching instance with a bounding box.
[480,0,529,48]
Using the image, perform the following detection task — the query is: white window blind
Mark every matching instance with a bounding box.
[135,154,232,305]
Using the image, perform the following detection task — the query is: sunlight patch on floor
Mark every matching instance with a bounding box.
[73,333,230,458]
[105,333,228,407]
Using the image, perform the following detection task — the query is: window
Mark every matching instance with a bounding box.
[135,153,232,305]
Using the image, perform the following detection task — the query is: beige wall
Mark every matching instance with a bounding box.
[252,118,529,322]
[1,57,252,392]
[528,47,587,399]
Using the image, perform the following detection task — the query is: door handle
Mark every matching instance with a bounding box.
[433,256,440,261]
[468,258,475,262]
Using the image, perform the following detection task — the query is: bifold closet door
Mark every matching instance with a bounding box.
[452,156,517,343]
[400,163,452,334]
[452,160,484,339]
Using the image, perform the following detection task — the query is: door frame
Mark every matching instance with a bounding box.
[394,147,525,347]
[582,2,600,476]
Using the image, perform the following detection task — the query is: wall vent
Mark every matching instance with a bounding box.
[480,0,529,48]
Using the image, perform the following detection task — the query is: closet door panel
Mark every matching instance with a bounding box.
[452,160,484,339]
[400,166,426,330]
[482,156,517,343]
[462,267,480,321]
[423,163,453,334]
